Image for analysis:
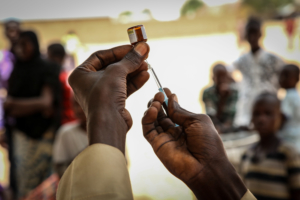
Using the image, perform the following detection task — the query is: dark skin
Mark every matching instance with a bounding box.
[279,66,299,89]
[69,42,150,154]
[4,21,20,47]
[4,36,54,118]
[69,42,247,200]
[47,52,65,66]
[143,89,247,199]
[252,98,282,154]
[246,28,261,54]
[55,98,87,178]
[212,67,233,133]
[251,97,300,200]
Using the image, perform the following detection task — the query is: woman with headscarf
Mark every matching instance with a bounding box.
[4,31,61,199]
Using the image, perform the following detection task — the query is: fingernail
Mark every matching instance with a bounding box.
[134,42,148,56]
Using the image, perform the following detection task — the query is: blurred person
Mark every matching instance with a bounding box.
[240,93,300,200]
[57,42,256,200]
[278,64,300,153]
[229,17,284,128]
[4,31,61,199]
[284,16,296,49]
[47,43,76,125]
[0,19,21,198]
[202,64,238,133]
[53,97,87,178]
[0,19,21,131]
[23,97,87,200]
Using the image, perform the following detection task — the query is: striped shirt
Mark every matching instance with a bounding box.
[240,142,300,200]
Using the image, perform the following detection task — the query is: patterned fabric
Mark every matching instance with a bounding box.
[229,49,284,126]
[240,142,300,200]
[202,85,238,124]
[24,174,59,200]
[279,88,300,153]
[12,129,54,199]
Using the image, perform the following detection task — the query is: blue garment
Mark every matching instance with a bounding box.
[279,88,300,152]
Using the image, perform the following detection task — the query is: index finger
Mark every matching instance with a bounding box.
[81,45,133,72]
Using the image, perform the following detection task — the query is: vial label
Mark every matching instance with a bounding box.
[128,29,137,44]
[141,26,147,39]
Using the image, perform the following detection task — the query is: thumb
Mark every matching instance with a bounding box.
[116,42,150,74]
[168,94,200,127]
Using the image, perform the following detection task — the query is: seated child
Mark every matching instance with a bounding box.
[240,93,300,200]
[47,43,76,125]
[53,97,88,178]
[279,64,300,153]
[202,64,238,133]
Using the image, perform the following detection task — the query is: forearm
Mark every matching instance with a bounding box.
[7,97,51,117]
[187,158,247,200]
[87,108,127,154]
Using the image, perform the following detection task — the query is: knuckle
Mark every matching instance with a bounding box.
[68,70,77,88]
[124,50,141,66]
[198,114,211,122]
[184,114,210,126]
[105,64,125,76]
[147,99,154,108]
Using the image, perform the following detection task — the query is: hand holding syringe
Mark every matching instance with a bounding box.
[146,61,179,127]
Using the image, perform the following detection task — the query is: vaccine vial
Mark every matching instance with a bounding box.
[127,25,147,45]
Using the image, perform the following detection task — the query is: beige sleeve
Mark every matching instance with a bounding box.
[241,190,257,200]
[56,144,133,200]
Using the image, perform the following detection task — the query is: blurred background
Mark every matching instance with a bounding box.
[0,0,300,199]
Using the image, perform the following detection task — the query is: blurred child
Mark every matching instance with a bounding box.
[53,97,88,178]
[240,93,300,200]
[202,64,238,133]
[279,64,300,152]
[47,43,76,125]
[229,17,284,128]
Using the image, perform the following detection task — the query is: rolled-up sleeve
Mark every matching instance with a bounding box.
[57,144,133,200]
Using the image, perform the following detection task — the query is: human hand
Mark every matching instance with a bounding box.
[142,88,247,200]
[69,42,149,153]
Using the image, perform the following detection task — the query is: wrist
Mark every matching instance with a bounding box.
[186,158,247,200]
[87,107,128,154]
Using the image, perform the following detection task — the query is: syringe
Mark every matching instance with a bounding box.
[146,61,179,127]
[146,61,169,106]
